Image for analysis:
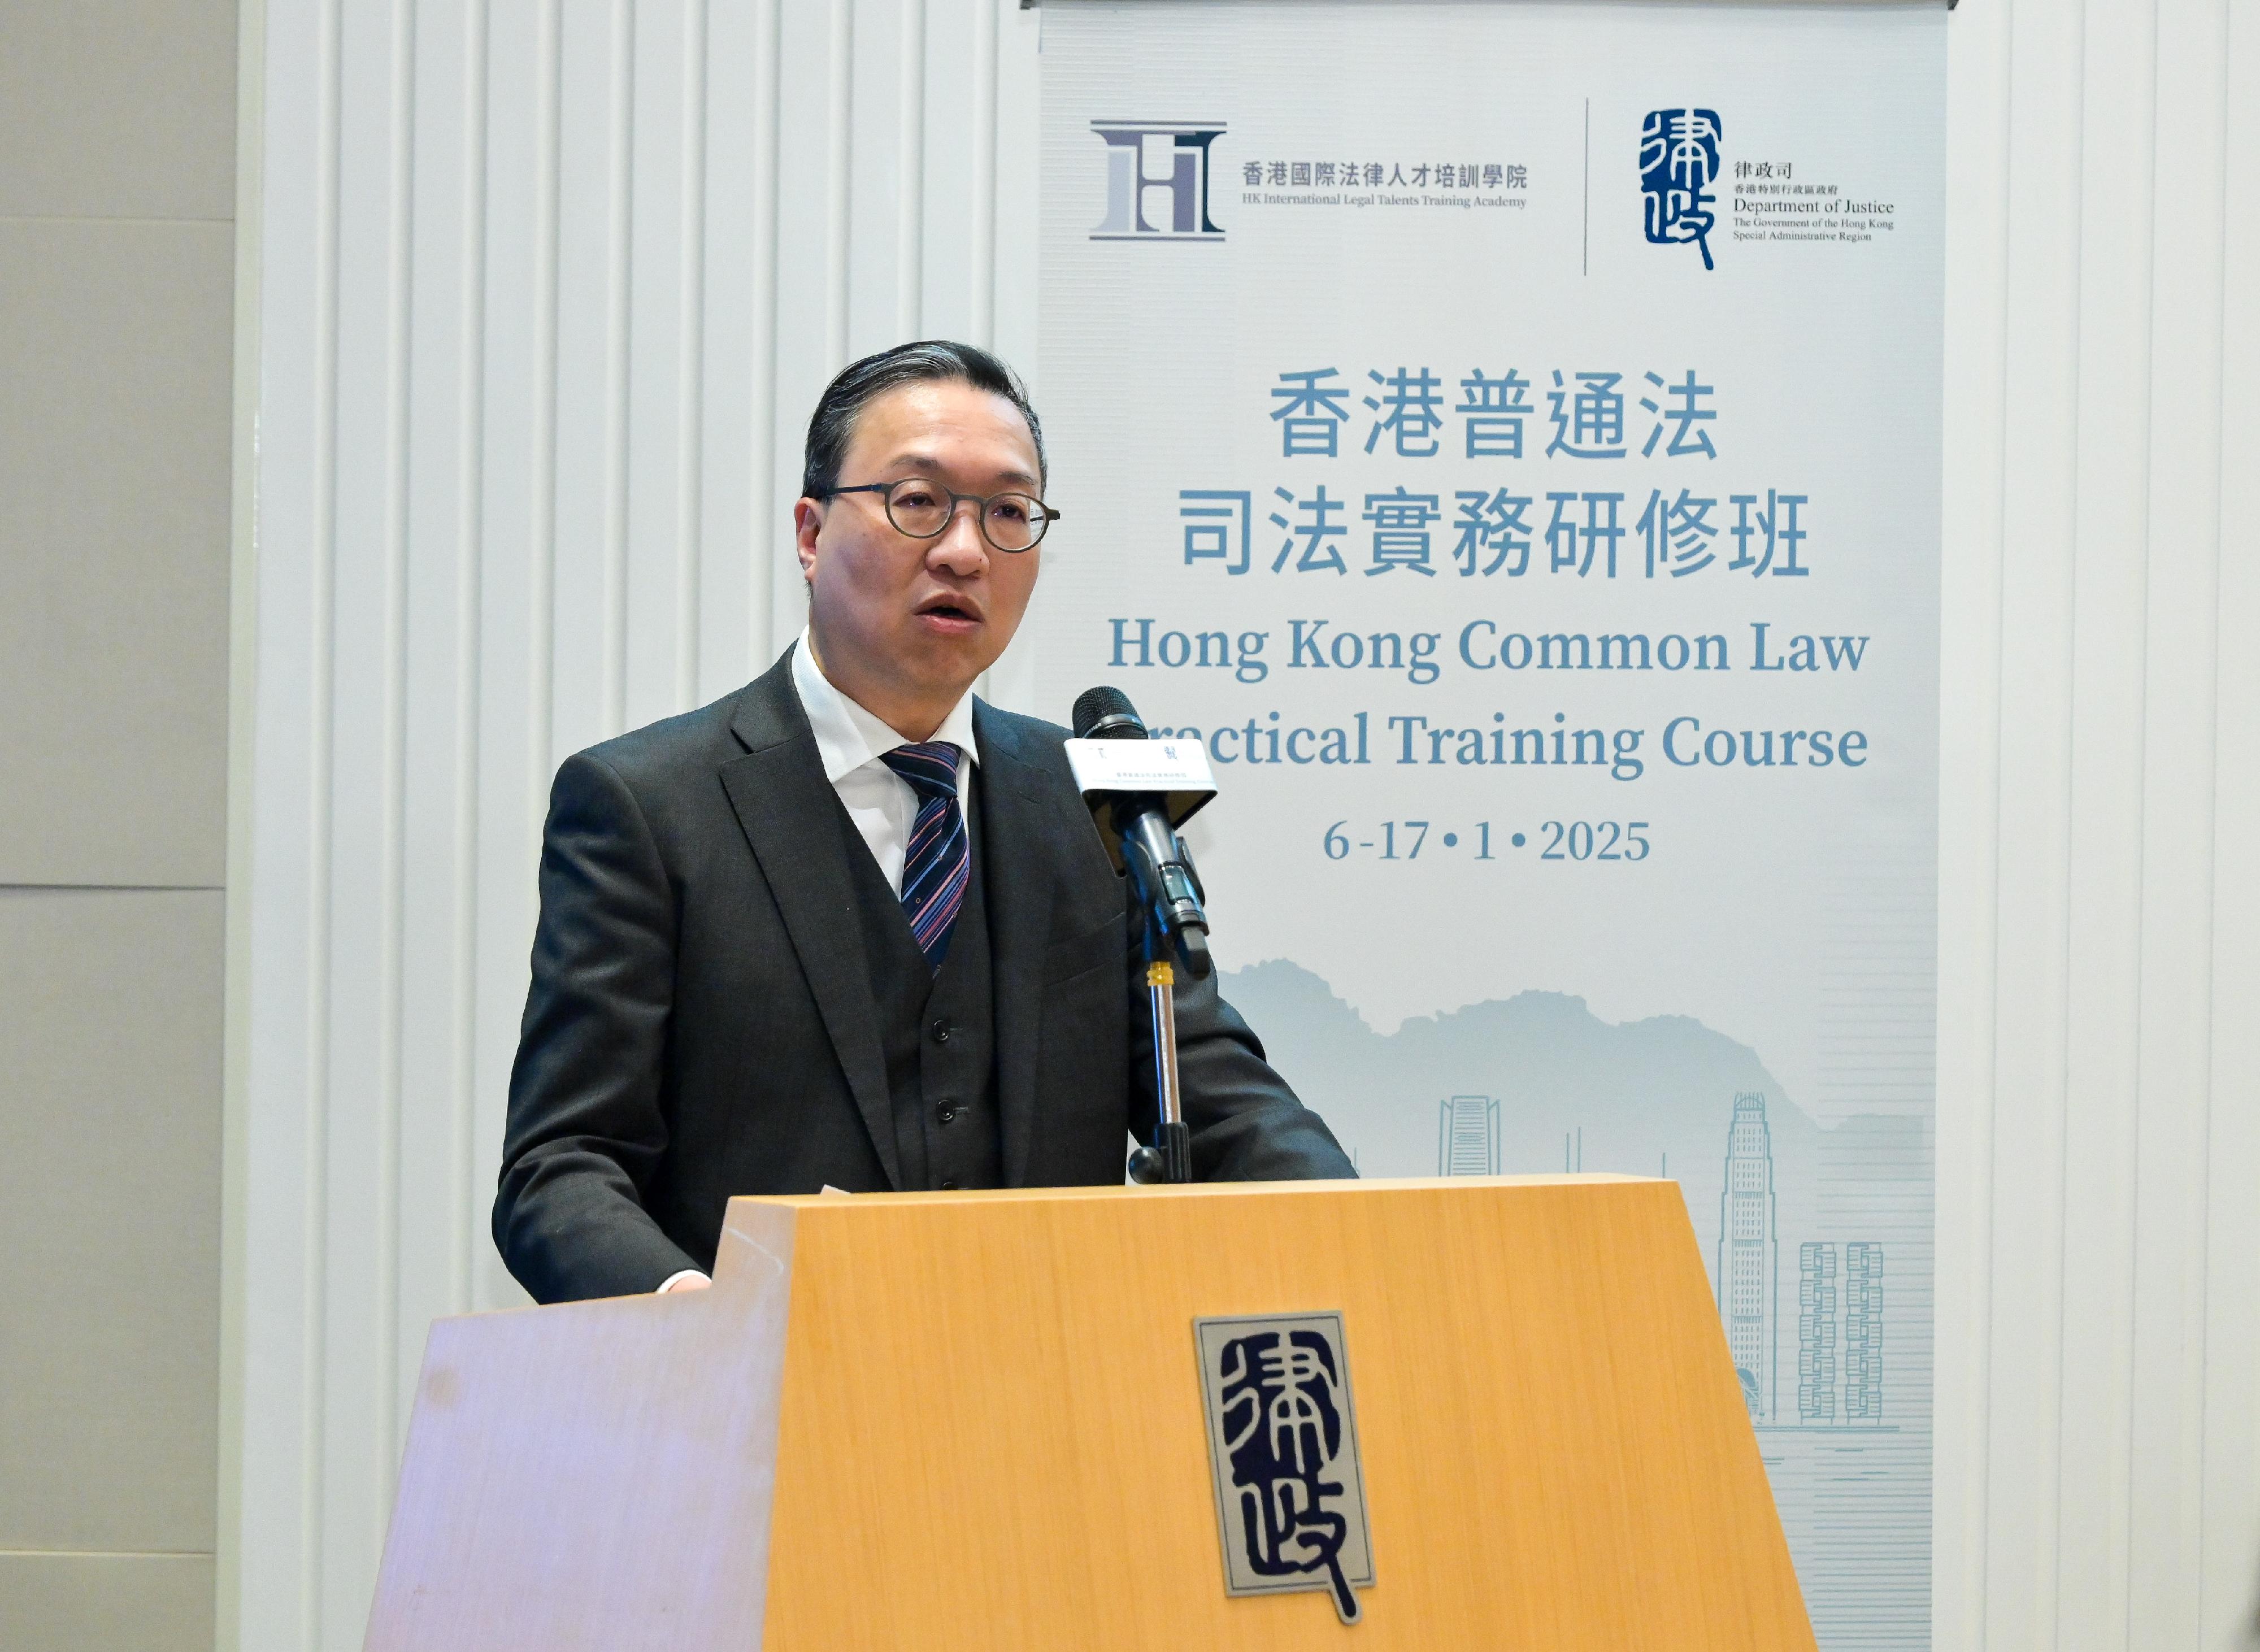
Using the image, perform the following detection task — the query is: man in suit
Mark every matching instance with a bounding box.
[494,341,1354,1305]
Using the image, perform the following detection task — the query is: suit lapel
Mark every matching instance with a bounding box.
[720,651,902,1189]
[974,703,1059,1186]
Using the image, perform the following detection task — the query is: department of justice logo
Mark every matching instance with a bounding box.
[1092,121,1227,241]
[1194,1312,1374,1623]
[1640,108,1724,269]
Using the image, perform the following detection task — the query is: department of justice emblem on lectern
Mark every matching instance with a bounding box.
[1193,1312,1375,1624]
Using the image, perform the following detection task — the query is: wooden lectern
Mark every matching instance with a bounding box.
[365,1176,1813,1649]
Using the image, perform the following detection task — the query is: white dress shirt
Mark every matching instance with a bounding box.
[658,632,980,1292]
[790,627,981,895]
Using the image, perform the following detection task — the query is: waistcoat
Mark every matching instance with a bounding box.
[841,775,1004,1192]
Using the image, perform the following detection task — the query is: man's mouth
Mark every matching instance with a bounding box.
[915,595,983,628]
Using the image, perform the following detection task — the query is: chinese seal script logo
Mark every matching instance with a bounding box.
[1092,122,1226,241]
[1640,108,1724,269]
[1194,1312,1375,1623]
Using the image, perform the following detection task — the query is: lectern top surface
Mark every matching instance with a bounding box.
[740,1171,1659,1210]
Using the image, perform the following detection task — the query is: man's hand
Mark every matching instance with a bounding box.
[658,1271,712,1294]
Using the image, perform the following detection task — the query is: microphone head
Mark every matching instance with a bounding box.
[1072,685,1148,742]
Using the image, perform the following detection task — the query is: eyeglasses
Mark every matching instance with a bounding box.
[820,477,1061,553]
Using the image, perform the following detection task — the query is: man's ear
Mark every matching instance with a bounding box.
[792,498,823,584]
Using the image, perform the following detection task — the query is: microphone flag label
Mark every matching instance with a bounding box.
[1063,735,1219,811]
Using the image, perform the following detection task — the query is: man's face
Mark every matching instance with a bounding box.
[795,378,1044,731]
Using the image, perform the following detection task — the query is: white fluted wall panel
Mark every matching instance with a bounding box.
[231,3,2256,1649]
[237,2,1037,1645]
[1933,2,2257,1650]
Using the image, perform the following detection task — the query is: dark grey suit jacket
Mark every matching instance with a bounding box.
[494,646,1354,1303]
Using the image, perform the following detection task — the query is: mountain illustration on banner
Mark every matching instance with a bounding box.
[1225,957,1821,1187]
[1222,960,1927,1360]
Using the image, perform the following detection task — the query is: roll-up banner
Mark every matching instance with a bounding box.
[1040,2,1944,1642]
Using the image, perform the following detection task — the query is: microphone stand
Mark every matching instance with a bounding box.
[1128,914,1191,1185]
[1123,828,1201,1186]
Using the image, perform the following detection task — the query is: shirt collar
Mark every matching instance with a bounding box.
[791,627,982,786]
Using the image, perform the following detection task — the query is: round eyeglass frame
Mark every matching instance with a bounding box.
[819,478,1061,553]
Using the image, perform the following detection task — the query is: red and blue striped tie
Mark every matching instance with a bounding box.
[880,741,970,968]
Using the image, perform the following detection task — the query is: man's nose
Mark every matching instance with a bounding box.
[927,499,990,573]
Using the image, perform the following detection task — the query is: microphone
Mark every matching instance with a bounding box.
[1070,687,1213,980]
[1071,688,1210,1186]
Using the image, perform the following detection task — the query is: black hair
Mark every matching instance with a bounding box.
[799,340,1047,500]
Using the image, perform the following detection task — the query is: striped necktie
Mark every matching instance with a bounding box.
[879,741,970,968]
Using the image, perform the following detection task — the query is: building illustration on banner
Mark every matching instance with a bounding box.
[1712,1094,1889,1428]
[1437,1094,1501,1175]
[1719,1092,1779,1417]
[1844,1241,1885,1421]
[1800,1242,1839,1423]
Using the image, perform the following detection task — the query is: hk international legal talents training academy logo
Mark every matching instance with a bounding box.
[1091,121,1227,241]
